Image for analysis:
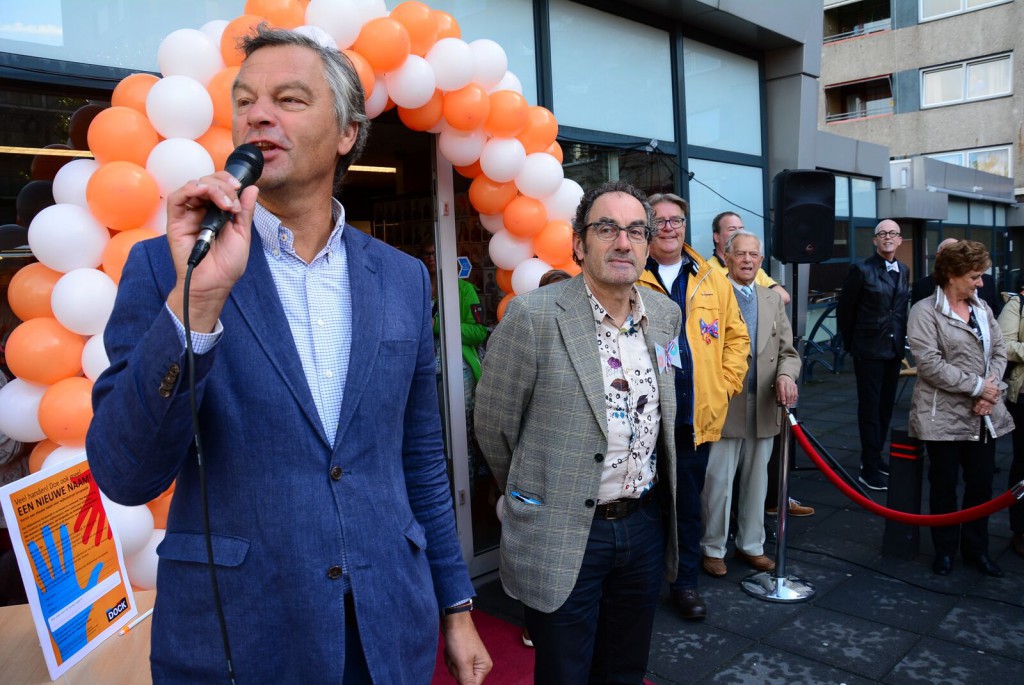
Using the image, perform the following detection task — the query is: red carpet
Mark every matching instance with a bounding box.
[431,611,655,684]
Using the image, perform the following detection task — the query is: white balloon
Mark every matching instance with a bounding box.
[125,528,164,590]
[438,126,487,167]
[352,0,387,24]
[51,268,117,336]
[52,159,99,208]
[512,257,554,295]
[102,494,155,557]
[488,229,534,271]
[364,74,389,119]
[293,24,338,50]
[426,38,474,92]
[516,153,565,200]
[469,39,508,91]
[144,197,168,236]
[488,71,523,95]
[0,379,47,443]
[146,75,214,140]
[479,213,506,234]
[42,446,88,470]
[146,138,215,197]
[28,204,109,273]
[385,55,436,109]
[541,178,585,222]
[479,138,526,183]
[82,334,111,382]
[306,0,364,50]
[157,29,223,86]
[199,19,229,46]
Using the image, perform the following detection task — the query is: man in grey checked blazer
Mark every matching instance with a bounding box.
[476,181,681,684]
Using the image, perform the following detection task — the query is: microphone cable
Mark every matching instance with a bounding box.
[183,262,237,685]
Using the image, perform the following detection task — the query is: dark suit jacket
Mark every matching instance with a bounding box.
[87,226,472,683]
[837,253,910,360]
[912,273,1001,315]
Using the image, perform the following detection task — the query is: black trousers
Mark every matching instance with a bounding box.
[853,356,901,477]
[925,433,995,558]
[1006,400,1024,534]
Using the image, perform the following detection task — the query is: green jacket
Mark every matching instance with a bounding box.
[434,278,488,381]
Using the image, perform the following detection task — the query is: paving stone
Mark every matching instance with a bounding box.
[815,574,958,632]
[884,636,1023,685]
[702,645,878,685]
[930,596,1024,660]
[646,610,751,684]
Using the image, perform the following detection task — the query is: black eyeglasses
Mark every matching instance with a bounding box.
[874,230,901,239]
[653,216,685,230]
[586,221,650,244]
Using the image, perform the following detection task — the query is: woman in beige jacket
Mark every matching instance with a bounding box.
[907,241,1012,578]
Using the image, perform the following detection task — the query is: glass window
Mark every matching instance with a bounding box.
[970,201,994,226]
[921,54,1012,108]
[831,219,850,259]
[686,159,764,259]
[921,0,1011,21]
[922,66,966,106]
[824,77,893,122]
[966,57,1012,99]
[432,0,538,106]
[854,225,875,259]
[851,177,876,218]
[683,39,762,156]
[560,142,676,199]
[947,199,969,223]
[968,147,1011,177]
[996,205,1006,226]
[970,227,993,252]
[943,225,967,240]
[834,175,850,216]
[549,0,673,141]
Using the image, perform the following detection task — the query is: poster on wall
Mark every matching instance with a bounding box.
[0,453,136,680]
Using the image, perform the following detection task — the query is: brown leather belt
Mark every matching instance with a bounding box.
[594,485,657,520]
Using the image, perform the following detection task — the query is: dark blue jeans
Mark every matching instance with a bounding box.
[523,494,665,685]
[670,424,710,591]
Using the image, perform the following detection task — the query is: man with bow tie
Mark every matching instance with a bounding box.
[837,219,911,491]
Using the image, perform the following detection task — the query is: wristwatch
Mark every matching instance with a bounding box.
[442,599,474,616]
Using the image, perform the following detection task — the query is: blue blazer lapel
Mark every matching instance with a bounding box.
[556,279,608,438]
[333,227,381,448]
[230,226,329,446]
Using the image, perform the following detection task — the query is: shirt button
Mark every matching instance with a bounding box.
[594,453,604,462]
[325,370,334,378]
[584,499,595,508]
[317,319,325,327]
[327,566,343,580]
[330,466,343,481]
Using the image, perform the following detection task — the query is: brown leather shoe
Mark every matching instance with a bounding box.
[735,551,776,572]
[670,588,708,620]
[766,498,815,517]
[701,555,727,577]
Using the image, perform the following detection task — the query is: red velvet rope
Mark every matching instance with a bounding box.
[789,421,1021,526]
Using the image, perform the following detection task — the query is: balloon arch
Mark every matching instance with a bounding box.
[0,0,584,589]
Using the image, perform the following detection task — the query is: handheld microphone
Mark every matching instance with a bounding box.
[187,144,264,267]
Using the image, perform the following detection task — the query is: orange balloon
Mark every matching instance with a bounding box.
[443,84,490,131]
[534,220,573,265]
[196,126,235,171]
[39,377,94,447]
[342,50,375,101]
[517,106,559,154]
[469,175,518,215]
[147,494,172,529]
[434,10,461,40]
[496,268,513,294]
[244,0,304,28]
[30,145,73,181]
[6,318,85,385]
[102,228,159,284]
[496,293,514,321]
[397,90,443,132]
[8,262,62,320]
[545,140,564,164]
[86,161,160,231]
[221,14,267,67]
[552,260,582,277]
[207,66,240,129]
[352,18,411,74]
[485,90,529,138]
[383,97,397,113]
[503,195,547,238]
[391,1,438,56]
[112,73,160,115]
[29,440,60,474]
[87,106,161,167]
[454,160,482,179]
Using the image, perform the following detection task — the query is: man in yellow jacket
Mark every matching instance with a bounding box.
[637,193,749,620]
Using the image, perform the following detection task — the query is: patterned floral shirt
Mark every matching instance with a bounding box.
[585,284,661,503]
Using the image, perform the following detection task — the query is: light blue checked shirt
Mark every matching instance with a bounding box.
[170,199,352,446]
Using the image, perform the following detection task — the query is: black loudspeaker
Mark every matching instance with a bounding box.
[772,169,836,264]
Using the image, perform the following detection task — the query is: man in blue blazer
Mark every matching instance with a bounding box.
[87,28,489,684]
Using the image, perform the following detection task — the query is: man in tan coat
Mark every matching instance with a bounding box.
[700,231,801,576]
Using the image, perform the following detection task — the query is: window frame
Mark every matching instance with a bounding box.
[920,53,1012,108]
[925,144,1013,178]
[919,0,1011,23]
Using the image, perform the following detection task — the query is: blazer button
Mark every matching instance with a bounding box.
[330,466,343,481]
[585,499,595,508]
[327,565,342,580]
[168,363,180,378]
[594,453,604,462]
[159,386,172,398]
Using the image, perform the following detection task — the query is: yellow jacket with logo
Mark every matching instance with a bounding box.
[638,244,749,445]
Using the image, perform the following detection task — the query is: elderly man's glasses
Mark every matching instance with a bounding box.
[875,230,901,239]
[653,216,685,230]
[586,221,650,244]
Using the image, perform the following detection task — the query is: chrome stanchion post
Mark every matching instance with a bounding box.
[741,407,816,602]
